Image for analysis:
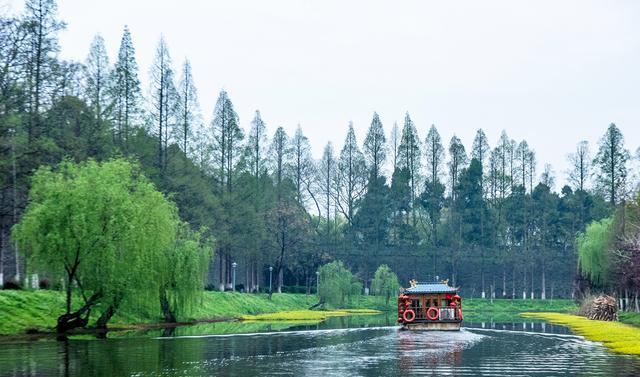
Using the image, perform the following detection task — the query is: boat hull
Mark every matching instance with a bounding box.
[402,321,462,331]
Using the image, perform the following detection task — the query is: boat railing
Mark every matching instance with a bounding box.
[405,305,462,321]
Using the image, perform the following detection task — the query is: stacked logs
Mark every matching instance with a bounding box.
[587,295,618,321]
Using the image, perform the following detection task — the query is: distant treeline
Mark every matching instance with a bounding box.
[1,0,637,298]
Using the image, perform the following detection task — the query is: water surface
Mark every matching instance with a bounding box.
[1,316,639,376]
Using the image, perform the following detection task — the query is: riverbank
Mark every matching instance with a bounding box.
[521,312,640,356]
[0,290,318,336]
[0,289,587,337]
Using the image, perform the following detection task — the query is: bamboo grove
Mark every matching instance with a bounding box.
[1,0,638,300]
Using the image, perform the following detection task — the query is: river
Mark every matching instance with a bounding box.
[1,315,639,376]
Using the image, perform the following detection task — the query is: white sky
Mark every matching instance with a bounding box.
[3,0,640,188]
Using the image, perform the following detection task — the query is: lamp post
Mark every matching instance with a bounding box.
[269,266,273,294]
[316,271,320,295]
[232,262,237,292]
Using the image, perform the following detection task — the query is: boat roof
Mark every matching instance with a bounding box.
[404,282,458,294]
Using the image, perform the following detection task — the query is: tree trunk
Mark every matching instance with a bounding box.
[502,270,506,298]
[56,292,101,339]
[160,289,177,323]
[530,267,534,300]
[512,265,516,299]
[624,289,629,312]
[522,264,527,300]
[541,268,546,300]
[218,252,225,291]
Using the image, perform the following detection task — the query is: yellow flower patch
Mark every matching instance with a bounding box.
[521,312,640,356]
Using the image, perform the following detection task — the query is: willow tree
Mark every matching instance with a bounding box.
[370,264,400,306]
[317,260,361,307]
[13,159,179,336]
[159,224,212,323]
[577,218,613,288]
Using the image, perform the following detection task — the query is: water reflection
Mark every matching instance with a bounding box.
[1,317,640,376]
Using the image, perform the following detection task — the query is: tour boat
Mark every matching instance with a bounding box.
[397,280,463,330]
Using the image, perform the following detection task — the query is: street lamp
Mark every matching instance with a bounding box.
[269,266,273,294]
[316,271,320,295]
[232,262,237,292]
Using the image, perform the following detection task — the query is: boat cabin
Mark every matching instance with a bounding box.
[397,280,463,330]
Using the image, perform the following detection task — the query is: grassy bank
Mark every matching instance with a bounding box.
[521,312,640,356]
[620,312,640,327]
[0,290,318,336]
[462,298,577,322]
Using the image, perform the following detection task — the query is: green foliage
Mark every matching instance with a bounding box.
[577,218,613,287]
[13,160,179,324]
[370,265,399,305]
[160,224,213,318]
[318,261,362,307]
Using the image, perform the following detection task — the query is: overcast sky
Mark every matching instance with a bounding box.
[4,0,640,187]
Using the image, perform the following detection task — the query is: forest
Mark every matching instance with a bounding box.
[1,0,638,302]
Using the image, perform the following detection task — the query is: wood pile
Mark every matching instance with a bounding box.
[587,295,618,321]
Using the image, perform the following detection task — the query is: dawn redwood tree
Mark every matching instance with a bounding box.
[448,135,467,201]
[397,113,421,226]
[423,124,445,247]
[594,123,629,205]
[84,34,111,128]
[267,199,310,294]
[22,0,65,141]
[211,90,242,194]
[455,159,490,297]
[13,159,179,336]
[318,143,336,239]
[149,36,178,171]
[471,128,490,195]
[176,58,200,155]
[110,26,142,150]
[568,140,591,193]
[246,110,268,180]
[424,124,444,185]
[496,131,513,201]
[269,126,290,200]
[353,173,390,265]
[389,121,400,172]
[336,122,366,226]
[363,112,386,178]
[290,124,314,207]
